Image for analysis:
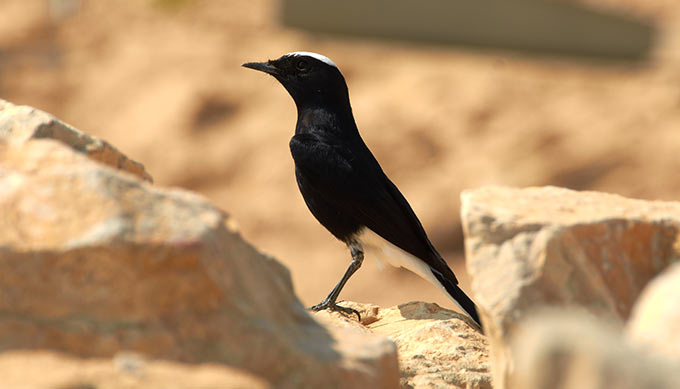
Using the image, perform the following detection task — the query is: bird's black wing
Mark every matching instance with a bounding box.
[290,133,458,283]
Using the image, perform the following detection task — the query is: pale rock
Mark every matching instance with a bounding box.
[0,350,269,389]
[0,140,399,389]
[509,309,680,389]
[461,186,680,388]
[0,99,152,182]
[627,262,680,362]
[315,301,491,389]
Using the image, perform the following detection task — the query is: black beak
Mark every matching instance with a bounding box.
[242,61,279,75]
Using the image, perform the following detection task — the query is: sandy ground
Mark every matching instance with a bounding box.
[1,0,679,311]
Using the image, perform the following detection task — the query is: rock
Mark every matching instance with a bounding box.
[315,301,491,389]
[0,350,269,389]
[627,263,680,362]
[0,139,399,389]
[0,99,152,182]
[509,309,680,389]
[461,186,680,388]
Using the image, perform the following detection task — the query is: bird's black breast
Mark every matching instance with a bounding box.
[290,132,364,242]
[294,165,362,242]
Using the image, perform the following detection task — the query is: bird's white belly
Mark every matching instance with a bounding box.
[357,228,470,316]
[357,228,444,293]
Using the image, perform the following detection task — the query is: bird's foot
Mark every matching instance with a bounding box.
[309,299,361,321]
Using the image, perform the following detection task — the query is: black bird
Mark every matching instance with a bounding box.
[243,52,481,328]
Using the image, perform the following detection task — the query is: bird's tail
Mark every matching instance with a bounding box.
[431,270,482,329]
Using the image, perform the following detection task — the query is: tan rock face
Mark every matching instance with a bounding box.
[0,99,152,182]
[0,139,399,389]
[461,186,680,388]
[627,263,680,362]
[0,350,270,389]
[509,310,680,389]
[315,301,491,389]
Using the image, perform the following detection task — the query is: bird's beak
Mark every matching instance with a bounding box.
[242,61,279,75]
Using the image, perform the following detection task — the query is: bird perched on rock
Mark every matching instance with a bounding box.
[243,52,481,328]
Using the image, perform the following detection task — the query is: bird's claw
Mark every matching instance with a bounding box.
[309,300,361,321]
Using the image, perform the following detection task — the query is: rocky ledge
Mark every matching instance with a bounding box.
[463,186,680,389]
[1,99,679,388]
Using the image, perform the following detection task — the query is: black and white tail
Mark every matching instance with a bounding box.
[431,269,482,328]
[358,228,483,329]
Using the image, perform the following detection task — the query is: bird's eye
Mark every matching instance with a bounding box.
[295,59,309,72]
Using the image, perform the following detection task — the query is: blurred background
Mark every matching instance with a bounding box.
[1,0,678,309]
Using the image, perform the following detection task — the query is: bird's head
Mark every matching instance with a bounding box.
[243,52,350,111]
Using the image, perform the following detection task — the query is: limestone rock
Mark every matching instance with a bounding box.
[509,309,680,389]
[315,301,491,389]
[0,139,399,389]
[0,99,152,182]
[627,263,680,362]
[461,186,680,388]
[0,350,269,389]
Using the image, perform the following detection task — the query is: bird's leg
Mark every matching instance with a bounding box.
[310,240,364,320]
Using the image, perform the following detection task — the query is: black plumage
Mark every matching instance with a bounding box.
[243,52,481,328]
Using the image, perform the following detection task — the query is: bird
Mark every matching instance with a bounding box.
[243,51,481,328]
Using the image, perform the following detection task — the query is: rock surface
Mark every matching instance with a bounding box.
[0,139,399,389]
[509,309,680,389]
[0,99,152,182]
[627,262,680,362]
[0,350,269,389]
[461,186,680,388]
[315,301,491,389]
